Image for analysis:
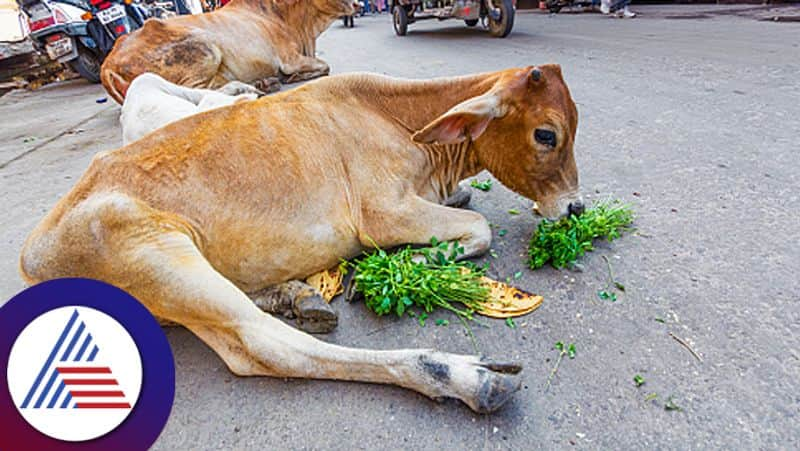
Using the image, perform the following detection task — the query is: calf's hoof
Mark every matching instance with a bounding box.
[471,360,523,413]
[294,294,338,334]
[218,80,265,97]
[253,77,281,94]
[444,186,472,209]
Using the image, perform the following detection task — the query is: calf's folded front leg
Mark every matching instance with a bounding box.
[279,55,331,84]
[364,196,492,260]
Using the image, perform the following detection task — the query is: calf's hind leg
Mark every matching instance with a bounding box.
[101,226,520,413]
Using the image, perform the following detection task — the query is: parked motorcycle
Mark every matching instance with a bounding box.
[143,0,203,18]
[17,0,146,83]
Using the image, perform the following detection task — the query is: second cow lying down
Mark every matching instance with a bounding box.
[20,66,581,413]
[121,73,264,145]
[101,0,357,103]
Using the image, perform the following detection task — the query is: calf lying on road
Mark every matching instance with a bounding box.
[20,66,581,413]
[121,73,264,145]
[101,0,358,104]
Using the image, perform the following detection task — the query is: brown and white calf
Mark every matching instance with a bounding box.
[101,0,357,103]
[20,66,581,413]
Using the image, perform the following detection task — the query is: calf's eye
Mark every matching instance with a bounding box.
[534,129,557,147]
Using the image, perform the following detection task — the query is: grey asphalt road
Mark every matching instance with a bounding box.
[1,6,799,450]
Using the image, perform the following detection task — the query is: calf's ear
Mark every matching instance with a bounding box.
[412,93,502,145]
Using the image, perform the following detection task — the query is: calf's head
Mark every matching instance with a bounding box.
[413,65,582,220]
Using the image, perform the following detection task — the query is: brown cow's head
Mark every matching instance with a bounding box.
[312,0,358,16]
[413,65,582,220]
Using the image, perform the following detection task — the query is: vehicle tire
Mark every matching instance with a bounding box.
[486,0,514,38]
[393,6,408,36]
[68,46,102,84]
[464,18,479,26]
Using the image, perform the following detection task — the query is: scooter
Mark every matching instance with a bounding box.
[17,0,147,83]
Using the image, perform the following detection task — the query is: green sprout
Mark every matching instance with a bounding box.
[546,341,576,391]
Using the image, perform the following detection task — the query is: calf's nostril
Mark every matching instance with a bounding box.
[568,201,585,217]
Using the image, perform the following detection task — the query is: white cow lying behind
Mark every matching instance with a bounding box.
[120,73,264,145]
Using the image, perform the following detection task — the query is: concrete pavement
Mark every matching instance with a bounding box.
[1,7,798,450]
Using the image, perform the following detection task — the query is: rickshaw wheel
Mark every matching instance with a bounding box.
[487,0,514,38]
[394,6,409,36]
[465,18,479,27]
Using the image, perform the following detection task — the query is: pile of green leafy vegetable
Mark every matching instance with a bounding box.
[350,239,488,320]
[528,199,634,269]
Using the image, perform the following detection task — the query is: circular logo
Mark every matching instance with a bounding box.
[7,306,143,441]
[0,278,175,451]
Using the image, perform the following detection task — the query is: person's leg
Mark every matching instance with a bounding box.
[611,0,635,17]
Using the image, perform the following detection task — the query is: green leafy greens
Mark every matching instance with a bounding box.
[350,239,489,320]
[528,199,634,269]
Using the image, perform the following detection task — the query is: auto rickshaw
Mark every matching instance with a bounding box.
[390,0,514,38]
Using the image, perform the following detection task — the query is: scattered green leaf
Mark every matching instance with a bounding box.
[513,271,523,280]
[644,393,659,402]
[528,199,634,270]
[470,179,492,192]
[489,249,499,259]
[664,396,682,411]
[505,318,516,329]
[567,343,576,359]
[498,229,508,237]
[597,290,617,302]
[435,319,449,326]
[508,208,521,215]
[654,317,665,323]
[633,374,645,387]
[418,312,428,327]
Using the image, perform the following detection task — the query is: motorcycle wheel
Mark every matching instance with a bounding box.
[486,0,514,38]
[68,46,102,84]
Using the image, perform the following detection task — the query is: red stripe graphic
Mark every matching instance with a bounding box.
[57,367,112,374]
[63,379,119,385]
[70,391,125,397]
[76,402,132,409]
